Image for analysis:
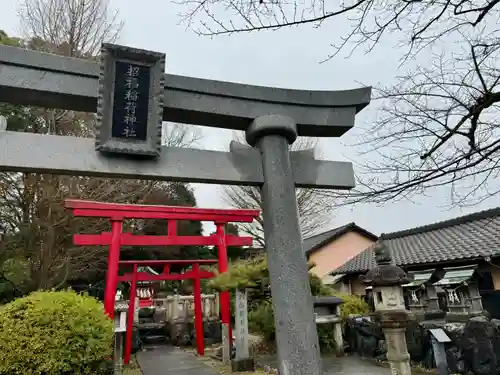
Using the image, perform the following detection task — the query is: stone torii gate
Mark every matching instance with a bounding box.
[0,43,371,375]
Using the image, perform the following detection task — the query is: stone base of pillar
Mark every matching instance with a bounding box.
[113,332,124,375]
[388,360,412,375]
[384,327,412,375]
[333,322,344,357]
[231,357,255,372]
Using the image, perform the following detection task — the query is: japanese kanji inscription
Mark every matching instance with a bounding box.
[111,62,150,140]
[96,44,165,157]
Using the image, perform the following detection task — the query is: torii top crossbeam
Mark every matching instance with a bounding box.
[0,44,368,189]
[64,199,259,222]
[0,44,370,136]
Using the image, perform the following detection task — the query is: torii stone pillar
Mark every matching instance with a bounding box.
[246,115,321,375]
[362,240,413,375]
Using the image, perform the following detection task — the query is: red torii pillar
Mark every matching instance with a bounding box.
[118,259,217,363]
[216,222,232,343]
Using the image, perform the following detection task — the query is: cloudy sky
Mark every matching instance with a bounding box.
[2,0,499,237]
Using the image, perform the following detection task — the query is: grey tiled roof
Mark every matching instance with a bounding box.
[332,207,500,275]
[303,223,378,255]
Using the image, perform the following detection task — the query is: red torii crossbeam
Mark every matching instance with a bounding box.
[65,199,259,361]
[119,259,217,363]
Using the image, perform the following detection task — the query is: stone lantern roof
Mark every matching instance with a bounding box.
[361,238,411,287]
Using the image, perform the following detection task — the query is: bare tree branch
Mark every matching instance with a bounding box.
[177,0,500,207]
[176,0,500,61]
[18,0,123,57]
[321,40,500,207]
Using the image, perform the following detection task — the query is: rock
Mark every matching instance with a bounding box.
[360,335,378,357]
[344,315,384,357]
[446,346,465,374]
[461,316,497,375]
[405,320,428,362]
[231,357,255,372]
[342,312,500,375]
[443,322,466,345]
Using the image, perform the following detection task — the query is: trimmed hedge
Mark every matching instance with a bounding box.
[0,290,114,375]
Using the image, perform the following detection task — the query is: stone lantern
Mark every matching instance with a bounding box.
[361,239,413,375]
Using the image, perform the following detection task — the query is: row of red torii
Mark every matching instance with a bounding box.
[65,199,260,365]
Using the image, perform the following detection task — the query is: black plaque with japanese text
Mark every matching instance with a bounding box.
[96,43,165,157]
[111,61,151,141]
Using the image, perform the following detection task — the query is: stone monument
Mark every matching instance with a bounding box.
[312,296,345,356]
[232,288,254,371]
[362,240,413,375]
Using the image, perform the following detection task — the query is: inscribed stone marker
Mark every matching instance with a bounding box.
[235,288,249,359]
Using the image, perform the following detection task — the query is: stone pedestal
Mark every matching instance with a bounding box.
[425,285,440,312]
[334,306,344,356]
[231,357,255,372]
[113,332,124,375]
[384,327,412,375]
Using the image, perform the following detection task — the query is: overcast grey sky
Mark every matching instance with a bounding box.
[2,0,500,237]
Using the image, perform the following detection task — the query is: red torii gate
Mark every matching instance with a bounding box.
[118,259,217,363]
[64,200,259,360]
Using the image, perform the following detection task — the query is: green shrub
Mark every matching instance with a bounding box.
[317,323,338,351]
[0,289,114,375]
[248,299,275,342]
[334,292,370,320]
[248,274,369,352]
[308,274,370,319]
[209,256,370,352]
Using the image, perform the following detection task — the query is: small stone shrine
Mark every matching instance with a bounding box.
[433,266,483,318]
[312,296,345,356]
[402,268,444,317]
[400,265,483,319]
[402,270,434,314]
